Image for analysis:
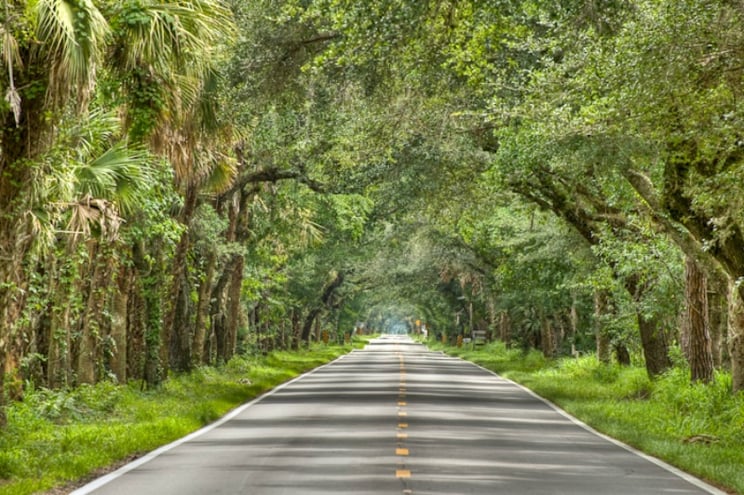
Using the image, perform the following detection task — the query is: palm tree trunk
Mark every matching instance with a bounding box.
[45,254,72,388]
[163,184,199,372]
[109,264,130,383]
[193,250,217,365]
[77,241,115,385]
[126,268,147,382]
[0,214,34,426]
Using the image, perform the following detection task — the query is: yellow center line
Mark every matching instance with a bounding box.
[396,356,411,485]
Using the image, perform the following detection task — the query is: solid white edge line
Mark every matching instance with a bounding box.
[457,357,728,495]
[70,353,349,495]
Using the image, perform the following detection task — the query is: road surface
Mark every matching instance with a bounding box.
[73,335,725,495]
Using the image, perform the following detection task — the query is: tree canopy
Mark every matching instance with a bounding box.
[2,0,744,426]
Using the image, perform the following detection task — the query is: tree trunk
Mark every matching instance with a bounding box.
[624,274,672,377]
[708,276,728,369]
[685,258,714,383]
[301,309,322,344]
[486,296,497,340]
[211,255,239,364]
[126,267,147,382]
[224,255,244,361]
[143,274,163,388]
[300,271,345,343]
[594,290,612,364]
[570,295,579,338]
[46,256,73,388]
[0,60,65,422]
[291,309,301,350]
[0,351,6,427]
[76,242,108,385]
[136,240,165,388]
[540,313,555,358]
[163,184,199,373]
[192,250,217,365]
[109,265,130,383]
[168,271,193,372]
[0,220,34,426]
[636,311,672,377]
[499,311,511,348]
[728,280,744,393]
[614,343,631,366]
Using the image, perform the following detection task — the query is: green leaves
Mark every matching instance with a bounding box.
[36,0,109,103]
[74,143,151,214]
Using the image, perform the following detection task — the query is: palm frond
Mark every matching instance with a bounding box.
[74,143,152,215]
[36,0,109,105]
[66,196,123,241]
[111,0,235,76]
[1,19,23,125]
[201,153,237,194]
[72,108,121,151]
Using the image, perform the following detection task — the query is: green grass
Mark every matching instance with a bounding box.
[430,340,744,495]
[0,341,362,495]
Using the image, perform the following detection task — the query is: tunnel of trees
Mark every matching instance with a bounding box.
[2,0,744,425]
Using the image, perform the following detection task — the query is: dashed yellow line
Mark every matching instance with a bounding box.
[396,354,412,488]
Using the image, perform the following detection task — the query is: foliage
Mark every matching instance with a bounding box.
[2,0,744,488]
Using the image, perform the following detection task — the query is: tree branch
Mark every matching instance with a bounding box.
[624,168,726,281]
[300,32,339,45]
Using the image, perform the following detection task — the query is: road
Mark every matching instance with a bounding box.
[73,335,725,495]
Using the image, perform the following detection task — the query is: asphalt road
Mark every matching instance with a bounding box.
[73,335,726,495]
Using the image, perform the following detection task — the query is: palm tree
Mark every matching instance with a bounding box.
[0,0,235,425]
[0,0,111,426]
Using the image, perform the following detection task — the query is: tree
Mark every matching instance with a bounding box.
[0,0,235,422]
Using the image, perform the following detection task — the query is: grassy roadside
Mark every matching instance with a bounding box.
[428,340,744,495]
[0,341,366,495]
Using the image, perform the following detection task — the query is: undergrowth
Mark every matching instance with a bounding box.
[432,340,744,494]
[0,341,361,495]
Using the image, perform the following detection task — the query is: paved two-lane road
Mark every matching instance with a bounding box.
[73,336,725,495]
